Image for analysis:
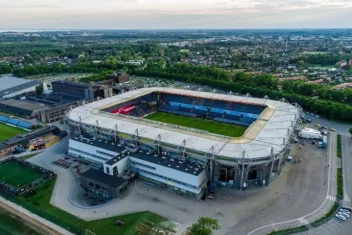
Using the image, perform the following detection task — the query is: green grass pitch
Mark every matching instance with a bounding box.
[0,123,26,142]
[0,161,43,187]
[145,112,247,137]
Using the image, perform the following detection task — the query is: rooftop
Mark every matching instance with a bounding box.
[131,151,205,176]
[0,75,40,98]
[81,168,127,188]
[0,99,48,111]
[72,136,127,154]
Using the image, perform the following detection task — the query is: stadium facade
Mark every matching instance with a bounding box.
[66,87,301,198]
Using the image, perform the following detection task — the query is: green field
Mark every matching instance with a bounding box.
[0,123,26,141]
[145,112,247,137]
[0,207,45,235]
[0,161,43,187]
[16,178,170,235]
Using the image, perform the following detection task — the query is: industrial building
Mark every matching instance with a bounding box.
[66,87,300,198]
[0,75,41,100]
[80,168,128,199]
[0,80,112,123]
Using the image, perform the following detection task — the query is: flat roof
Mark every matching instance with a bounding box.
[0,75,40,97]
[0,99,48,111]
[72,136,127,154]
[68,87,300,160]
[81,168,127,188]
[131,151,205,176]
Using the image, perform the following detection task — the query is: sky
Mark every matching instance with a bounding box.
[1,0,352,29]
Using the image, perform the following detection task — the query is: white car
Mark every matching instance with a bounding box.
[340,209,350,214]
[338,212,350,218]
[342,206,352,212]
[335,214,347,221]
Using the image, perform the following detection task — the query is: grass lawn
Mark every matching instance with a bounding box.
[19,178,169,235]
[145,112,247,137]
[0,123,26,141]
[309,64,336,69]
[0,207,45,235]
[0,161,43,187]
[19,153,39,161]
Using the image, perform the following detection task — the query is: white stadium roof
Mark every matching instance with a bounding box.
[67,87,300,160]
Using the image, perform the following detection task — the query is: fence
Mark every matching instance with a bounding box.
[0,190,81,234]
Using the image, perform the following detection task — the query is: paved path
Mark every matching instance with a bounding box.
[227,134,337,235]
[298,134,352,235]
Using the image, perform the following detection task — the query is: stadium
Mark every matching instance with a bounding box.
[66,87,301,198]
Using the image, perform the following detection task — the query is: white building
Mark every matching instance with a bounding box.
[0,75,41,99]
[68,136,207,197]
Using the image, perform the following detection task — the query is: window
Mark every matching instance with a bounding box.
[97,150,116,158]
[113,166,118,175]
[88,182,94,187]
[133,167,199,190]
[130,160,156,170]
[106,167,110,174]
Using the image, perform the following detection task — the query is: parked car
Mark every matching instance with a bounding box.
[341,206,352,212]
[329,128,336,131]
[340,209,350,214]
[335,214,347,221]
[338,212,350,218]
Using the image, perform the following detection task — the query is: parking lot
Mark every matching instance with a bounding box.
[227,134,331,235]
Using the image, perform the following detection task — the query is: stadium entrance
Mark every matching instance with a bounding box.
[219,166,235,183]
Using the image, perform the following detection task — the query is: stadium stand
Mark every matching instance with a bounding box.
[104,92,265,126]
[0,115,32,129]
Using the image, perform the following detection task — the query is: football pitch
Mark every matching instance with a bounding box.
[145,112,247,137]
[0,123,26,142]
[0,161,43,187]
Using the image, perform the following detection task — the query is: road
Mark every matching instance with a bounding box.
[304,113,351,136]
[298,134,352,235]
[226,134,337,235]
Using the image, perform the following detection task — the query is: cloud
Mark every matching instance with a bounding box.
[0,0,351,29]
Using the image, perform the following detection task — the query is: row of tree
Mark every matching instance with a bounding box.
[282,80,352,103]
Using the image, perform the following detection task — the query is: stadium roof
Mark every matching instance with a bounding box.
[67,87,300,160]
[0,75,40,98]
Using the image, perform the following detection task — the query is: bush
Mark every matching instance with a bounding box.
[337,135,342,159]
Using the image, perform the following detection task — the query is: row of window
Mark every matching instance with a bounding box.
[68,147,110,161]
[130,160,156,170]
[88,182,108,192]
[97,150,116,158]
[133,166,199,190]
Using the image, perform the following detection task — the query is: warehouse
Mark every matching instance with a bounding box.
[0,75,41,99]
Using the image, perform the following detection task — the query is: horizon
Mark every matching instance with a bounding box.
[1,0,352,29]
[1,28,352,32]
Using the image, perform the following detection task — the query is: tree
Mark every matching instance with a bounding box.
[35,85,43,95]
[189,217,220,235]
[349,127,352,135]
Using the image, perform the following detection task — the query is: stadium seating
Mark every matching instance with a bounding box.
[0,115,31,129]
